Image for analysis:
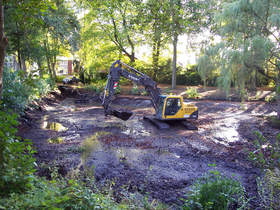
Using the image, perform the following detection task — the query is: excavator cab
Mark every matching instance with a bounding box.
[155,95,166,119]
[155,96,198,121]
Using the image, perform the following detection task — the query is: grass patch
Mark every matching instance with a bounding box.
[182,169,248,209]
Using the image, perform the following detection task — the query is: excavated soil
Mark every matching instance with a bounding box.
[18,88,279,208]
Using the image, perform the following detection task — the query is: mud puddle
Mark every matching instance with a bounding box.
[19,96,279,208]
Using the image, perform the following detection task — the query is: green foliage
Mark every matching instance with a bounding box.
[5,0,80,78]
[185,87,200,99]
[265,92,276,103]
[0,111,36,196]
[1,68,55,113]
[198,0,280,97]
[177,66,202,86]
[247,132,280,209]
[0,176,122,209]
[55,75,67,83]
[257,168,280,209]
[131,84,140,95]
[84,81,105,94]
[115,83,121,95]
[248,131,280,169]
[183,170,247,210]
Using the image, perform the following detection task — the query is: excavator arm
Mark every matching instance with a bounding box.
[102,60,161,120]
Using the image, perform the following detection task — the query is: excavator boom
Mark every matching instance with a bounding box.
[102,60,161,120]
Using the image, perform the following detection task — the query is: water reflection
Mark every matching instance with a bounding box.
[43,121,68,132]
[81,131,111,165]
[48,137,64,144]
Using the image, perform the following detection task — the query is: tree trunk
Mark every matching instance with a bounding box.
[0,0,8,171]
[277,78,280,120]
[0,1,8,102]
[152,38,161,81]
[37,60,43,78]
[172,33,178,89]
[51,61,56,79]
[22,57,27,72]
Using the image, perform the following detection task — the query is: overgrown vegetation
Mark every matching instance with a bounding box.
[248,131,280,209]
[2,67,55,113]
[257,169,280,209]
[185,87,200,99]
[0,111,36,196]
[249,132,280,169]
[183,169,248,209]
[84,81,106,94]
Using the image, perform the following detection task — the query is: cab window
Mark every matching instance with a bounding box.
[165,98,181,115]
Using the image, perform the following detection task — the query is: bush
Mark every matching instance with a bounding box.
[183,170,247,210]
[257,169,280,209]
[131,84,140,95]
[55,75,66,83]
[84,81,105,94]
[0,111,36,195]
[185,87,200,99]
[248,131,280,169]
[177,65,202,86]
[0,176,122,209]
[265,92,276,103]
[248,132,280,209]
[1,68,55,113]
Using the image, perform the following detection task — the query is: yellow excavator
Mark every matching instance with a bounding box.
[102,60,198,129]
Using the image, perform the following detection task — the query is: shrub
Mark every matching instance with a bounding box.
[55,75,66,83]
[1,68,55,113]
[248,131,280,169]
[183,170,247,210]
[131,84,140,95]
[0,111,36,195]
[265,92,276,103]
[185,87,200,99]
[85,81,105,94]
[257,169,280,209]
[177,66,202,86]
[0,177,121,209]
[248,132,280,209]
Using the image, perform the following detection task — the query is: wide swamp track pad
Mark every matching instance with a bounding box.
[143,116,170,129]
[144,116,198,130]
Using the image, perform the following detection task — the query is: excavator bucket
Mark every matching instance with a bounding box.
[111,110,133,121]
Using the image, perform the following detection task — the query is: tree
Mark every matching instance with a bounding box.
[0,0,8,101]
[78,9,120,82]
[81,0,142,64]
[143,0,170,80]
[198,0,280,118]
[169,0,210,89]
[4,0,79,79]
[41,0,80,79]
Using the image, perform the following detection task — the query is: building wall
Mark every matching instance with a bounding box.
[68,60,72,75]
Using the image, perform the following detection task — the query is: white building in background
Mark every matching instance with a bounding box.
[56,56,74,75]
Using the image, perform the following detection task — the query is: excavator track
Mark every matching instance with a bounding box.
[143,116,170,130]
[180,120,198,130]
[144,116,198,130]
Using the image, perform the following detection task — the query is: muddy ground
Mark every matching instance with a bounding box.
[18,88,279,208]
